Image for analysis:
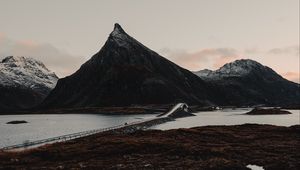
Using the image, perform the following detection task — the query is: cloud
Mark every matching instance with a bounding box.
[0,34,86,78]
[268,46,299,57]
[281,72,300,83]
[160,48,241,71]
[244,48,261,55]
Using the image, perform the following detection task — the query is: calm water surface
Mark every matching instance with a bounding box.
[1,109,299,148]
[152,109,300,130]
[0,114,154,148]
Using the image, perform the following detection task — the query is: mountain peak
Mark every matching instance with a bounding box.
[194,59,269,80]
[2,56,25,63]
[107,23,135,48]
[0,56,58,89]
[110,23,126,37]
[1,56,48,70]
[226,59,261,68]
[194,59,285,84]
[218,59,264,75]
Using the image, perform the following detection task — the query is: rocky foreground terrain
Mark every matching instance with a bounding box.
[0,124,299,170]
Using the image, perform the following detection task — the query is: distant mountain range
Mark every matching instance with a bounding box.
[0,24,299,112]
[0,56,58,112]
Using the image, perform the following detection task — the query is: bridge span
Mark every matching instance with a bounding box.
[1,103,189,151]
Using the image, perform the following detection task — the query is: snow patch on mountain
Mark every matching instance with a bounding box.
[0,56,58,90]
[195,59,265,80]
[194,69,213,77]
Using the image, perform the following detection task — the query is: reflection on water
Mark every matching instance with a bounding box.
[152,109,300,130]
[0,114,154,148]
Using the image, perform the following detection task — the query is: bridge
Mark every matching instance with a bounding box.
[157,103,188,117]
[0,103,189,151]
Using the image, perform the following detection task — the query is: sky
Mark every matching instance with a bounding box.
[0,0,299,83]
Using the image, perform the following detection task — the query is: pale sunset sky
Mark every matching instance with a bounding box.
[0,0,299,83]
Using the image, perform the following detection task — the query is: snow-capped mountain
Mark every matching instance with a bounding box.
[195,59,277,80]
[194,59,300,106]
[0,56,57,90]
[0,56,58,112]
[39,23,218,109]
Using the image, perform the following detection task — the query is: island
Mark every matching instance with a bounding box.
[6,120,28,124]
[246,108,292,115]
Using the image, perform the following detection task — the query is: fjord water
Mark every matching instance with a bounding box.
[0,109,299,148]
[152,109,300,130]
[0,114,154,148]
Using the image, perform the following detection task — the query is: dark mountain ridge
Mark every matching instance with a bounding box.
[39,24,219,109]
[195,59,300,106]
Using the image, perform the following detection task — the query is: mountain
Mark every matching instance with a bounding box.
[194,59,300,106]
[39,24,218,109]
[0,56,58,112]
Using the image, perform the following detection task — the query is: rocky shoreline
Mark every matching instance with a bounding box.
[0,124,299,169]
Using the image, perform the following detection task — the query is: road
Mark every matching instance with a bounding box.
[157,103,188,117]
[0,103,188,151]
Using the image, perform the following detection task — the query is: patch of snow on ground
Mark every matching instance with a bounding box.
[246,164,264,170]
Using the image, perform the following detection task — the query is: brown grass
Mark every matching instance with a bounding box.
[0,124,299,169]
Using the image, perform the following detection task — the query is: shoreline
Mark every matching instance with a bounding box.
[1,105,299,116]
[1,124,299,169]
[0,105,172,115]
